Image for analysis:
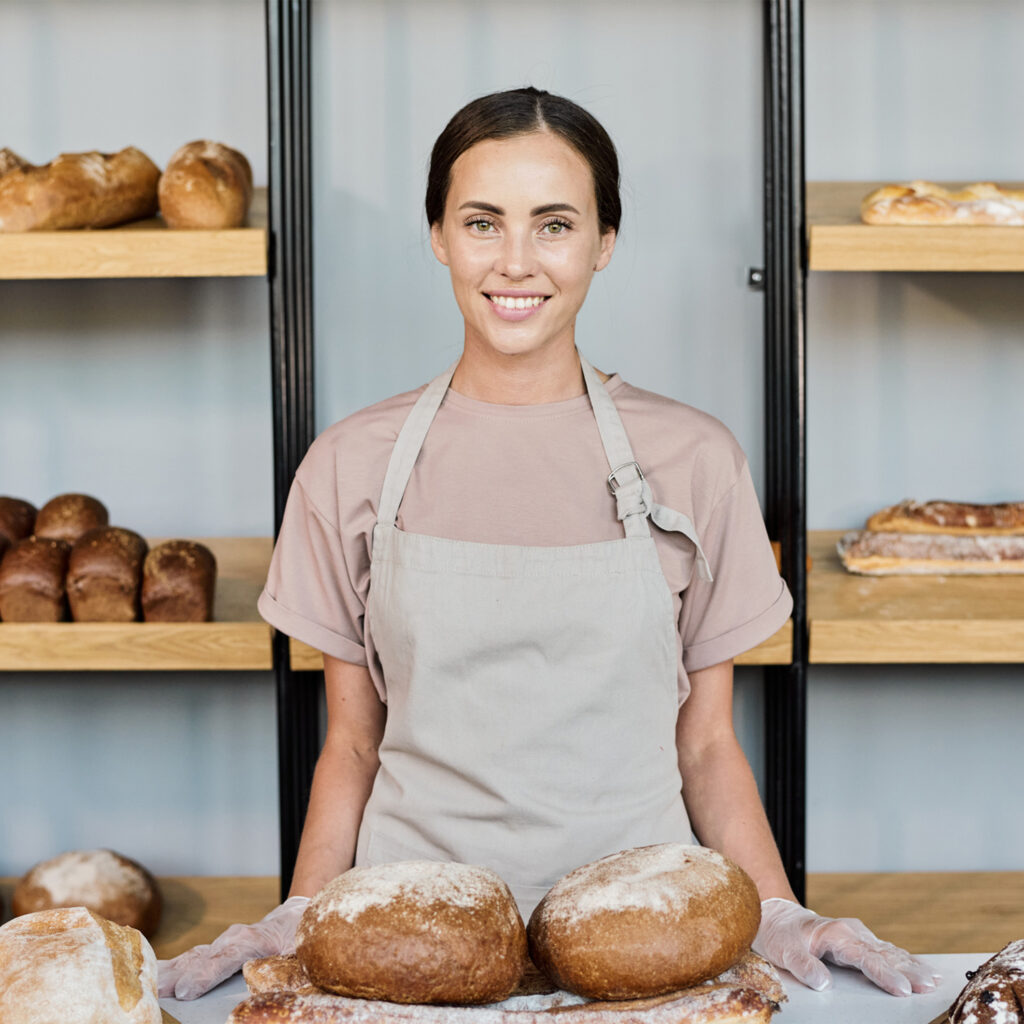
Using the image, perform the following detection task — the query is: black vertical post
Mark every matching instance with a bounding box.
[266,0,319,900]
[762,0,808,903]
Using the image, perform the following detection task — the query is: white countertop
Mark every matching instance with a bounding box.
[161,953,983,1024]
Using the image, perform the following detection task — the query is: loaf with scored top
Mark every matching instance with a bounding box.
[0,146,160,231]
[861,181,1024,226]
[158,140,253,229]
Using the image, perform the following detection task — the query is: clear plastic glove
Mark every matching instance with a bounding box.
[158,895,309,1001]
[752,897,943,997]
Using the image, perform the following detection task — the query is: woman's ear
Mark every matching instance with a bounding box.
[429,221,450,267]
[594,228,617,272]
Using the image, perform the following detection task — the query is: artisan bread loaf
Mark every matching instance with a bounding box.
[158,140,253,229]
[296,861,528,1005]
[528,844,761,1000]
[13,849,162,937]
[0,495,36,544]
[0,535,71,621]
[141,539,217,621]
[68,527,148,622]
[949,939,1024,1024]
[861,180,1024,226]
[838,530,1024,575]
[867,499,1024,535]
[0,147,160,231]
[34,492,109,543]
[0,906,160,1024]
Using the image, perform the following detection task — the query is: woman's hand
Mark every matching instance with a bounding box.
[752,897,943,996]
[157,896,309,1000]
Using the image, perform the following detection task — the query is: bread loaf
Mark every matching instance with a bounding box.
[528,844,761,1001]
[13,849,162,937]
[34,492,109,543]
[0,147,32,178]
[0,535,71,621]
[949,939,1024,1024]
[0,147,160,231]
[0,906,160,1024]
[158,140,253,229]
[838,530,1024,575]
[296,861,528,1005]
[861,181,1024,226]
[0,495,36,544]
[141,539,217,621]
[68,527,148,622]
[867,499,1024,535]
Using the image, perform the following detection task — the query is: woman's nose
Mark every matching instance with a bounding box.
[494,230,535,279]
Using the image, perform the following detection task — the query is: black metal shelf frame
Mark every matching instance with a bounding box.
[266,0,810,901]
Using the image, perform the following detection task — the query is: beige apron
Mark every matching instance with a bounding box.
[355,353,713,919]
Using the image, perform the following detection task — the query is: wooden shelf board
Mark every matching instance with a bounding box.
[0,537,273,671]
[807,871,1024,955]
[289,619,794,672]
[0,188,268,279]
[808,181,1024,272]
[808,530,1024,663]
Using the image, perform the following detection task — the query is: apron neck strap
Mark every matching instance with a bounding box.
[377,352,650,539]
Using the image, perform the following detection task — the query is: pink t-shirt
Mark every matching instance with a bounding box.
[258,372,792,705]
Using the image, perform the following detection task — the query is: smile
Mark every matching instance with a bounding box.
[487,294,548,310]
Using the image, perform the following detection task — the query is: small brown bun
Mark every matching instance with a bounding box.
[34,493,109,543]
[158,140,253,229]
[0,496,37,544]
[13,849,162,938]
[528,844,762,1000]
[296,861,528,1005]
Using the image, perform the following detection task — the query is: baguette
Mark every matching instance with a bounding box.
[838,530,1024,575]
[867,499,1024,535]
[861,180,1024,226]
[0,146,160,231]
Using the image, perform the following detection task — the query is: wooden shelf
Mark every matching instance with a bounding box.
[808,530,1024,663]
[807,181,1024,272]
[0,189,268,279]
[0,537,273,671]
[288,620,794,672]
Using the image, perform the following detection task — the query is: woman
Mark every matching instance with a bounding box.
[160,88,939,1001]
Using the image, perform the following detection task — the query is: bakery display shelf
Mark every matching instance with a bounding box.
[0,537,274,671]
[808,530,1024,663]
[0,188,268,280]
[288,619,795,672]
[807,181,1024,272]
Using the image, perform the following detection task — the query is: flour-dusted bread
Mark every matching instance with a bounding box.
[158,140,253,229]
[0,147,160,231]
[34,492,109,543]
[141,539,217,621]
[0,496,37,544]
[68,527,148,622]
[13,849,162,937]
[296,861,528,1005]
[949,939,1024,1024]
[866,499,1024,535]
[528,844,762,1000]
[837,530,1024,575]
[0,535,71,621]
[0,906,160,1024]
[861,181,1024,226]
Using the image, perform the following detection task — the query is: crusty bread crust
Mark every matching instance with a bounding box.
[861,181,1024,225]
[867,500,1024,536]
[527,845,762,1001]
[158,140,253,229]
[838,530,1024,575]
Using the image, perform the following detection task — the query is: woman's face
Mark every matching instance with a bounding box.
[430,131,616,363]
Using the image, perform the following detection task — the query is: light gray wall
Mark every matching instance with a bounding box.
[1,0,1020,880]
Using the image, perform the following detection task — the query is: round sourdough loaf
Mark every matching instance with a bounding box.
[527,843,761,1000]
[296,861,528,1004]
[0,906,160,1024]
[13,849,162,937]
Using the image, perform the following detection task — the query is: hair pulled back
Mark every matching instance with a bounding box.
[425,87,621,235]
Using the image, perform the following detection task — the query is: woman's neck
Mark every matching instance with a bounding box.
[450,343,608,405]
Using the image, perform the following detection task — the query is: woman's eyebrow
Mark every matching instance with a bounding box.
[458,201,581,216]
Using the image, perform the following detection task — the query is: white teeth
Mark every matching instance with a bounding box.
[490,295,545,309]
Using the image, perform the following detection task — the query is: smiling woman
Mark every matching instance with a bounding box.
[159,87,939,1005]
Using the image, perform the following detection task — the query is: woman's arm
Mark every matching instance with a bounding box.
[287,654,387,898]
[675,657,796,902]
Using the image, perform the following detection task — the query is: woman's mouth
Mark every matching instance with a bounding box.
[485,293,549,322]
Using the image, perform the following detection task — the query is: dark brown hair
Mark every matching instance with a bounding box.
[425,87,621,234]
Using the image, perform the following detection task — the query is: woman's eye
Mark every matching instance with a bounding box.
[468,219,495,232]
[541,219,571,235]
